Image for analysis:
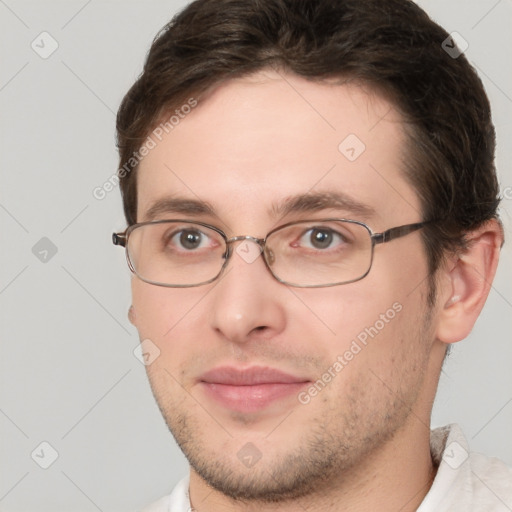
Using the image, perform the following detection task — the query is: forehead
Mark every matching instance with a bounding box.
[136,70,420,230]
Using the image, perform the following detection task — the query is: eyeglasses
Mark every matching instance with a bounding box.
[112,218,429,288]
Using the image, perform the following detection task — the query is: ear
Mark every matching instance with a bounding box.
[128,305,137,326]
[436,219,503,344]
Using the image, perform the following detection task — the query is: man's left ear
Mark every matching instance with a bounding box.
[436,219,503,344]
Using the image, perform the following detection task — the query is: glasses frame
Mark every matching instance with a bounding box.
[112,218,431,288]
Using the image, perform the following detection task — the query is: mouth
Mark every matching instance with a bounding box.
[198,366,310,413]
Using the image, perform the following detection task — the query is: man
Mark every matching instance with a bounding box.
[112,0,511,510]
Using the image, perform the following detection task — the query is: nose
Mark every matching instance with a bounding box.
[209,240,287,345]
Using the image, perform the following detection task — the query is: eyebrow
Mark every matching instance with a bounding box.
[142,191,376,223]
[270,191,376,220]
[143,196,217,221]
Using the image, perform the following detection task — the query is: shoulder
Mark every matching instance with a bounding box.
[469,450,512,507]
[139,475,190,512]
[421,424,512,512]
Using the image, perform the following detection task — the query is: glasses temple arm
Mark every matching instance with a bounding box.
[112,232,127,247]
[372,222,429,245]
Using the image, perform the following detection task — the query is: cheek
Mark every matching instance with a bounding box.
[291,282,402,344]
[303,291,428,410]
[290,273,425,379]
[131,280,166,338]
[131,279,204,346]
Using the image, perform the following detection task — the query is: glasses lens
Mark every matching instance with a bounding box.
[127,221,226,286]
[266,220,372,286]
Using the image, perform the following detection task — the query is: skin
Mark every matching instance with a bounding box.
[128,69,502,511]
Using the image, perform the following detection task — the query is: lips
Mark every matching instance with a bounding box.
[198,366,310,413]
[200,366,308,385]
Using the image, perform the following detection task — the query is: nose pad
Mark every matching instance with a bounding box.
[264,246,275,266]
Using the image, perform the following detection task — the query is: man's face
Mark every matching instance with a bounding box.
[131,71,439,500]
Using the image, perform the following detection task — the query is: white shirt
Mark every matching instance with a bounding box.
[141,424,512,512]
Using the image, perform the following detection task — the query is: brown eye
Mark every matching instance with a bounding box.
[179,230,203,250]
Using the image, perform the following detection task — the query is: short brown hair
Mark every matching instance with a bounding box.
[116,0,500,287]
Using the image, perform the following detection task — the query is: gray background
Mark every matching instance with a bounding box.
[0,0,511,511]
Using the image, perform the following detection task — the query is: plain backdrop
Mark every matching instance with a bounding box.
[0,1,511,511]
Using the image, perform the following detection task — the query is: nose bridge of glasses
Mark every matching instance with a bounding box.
[226,235,265,246]
[223,235,271,266]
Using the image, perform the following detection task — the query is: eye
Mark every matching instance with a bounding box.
[168,228,212,251]
[296,227,347,250]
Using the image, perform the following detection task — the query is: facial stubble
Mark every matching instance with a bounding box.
[146,312,433,504]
